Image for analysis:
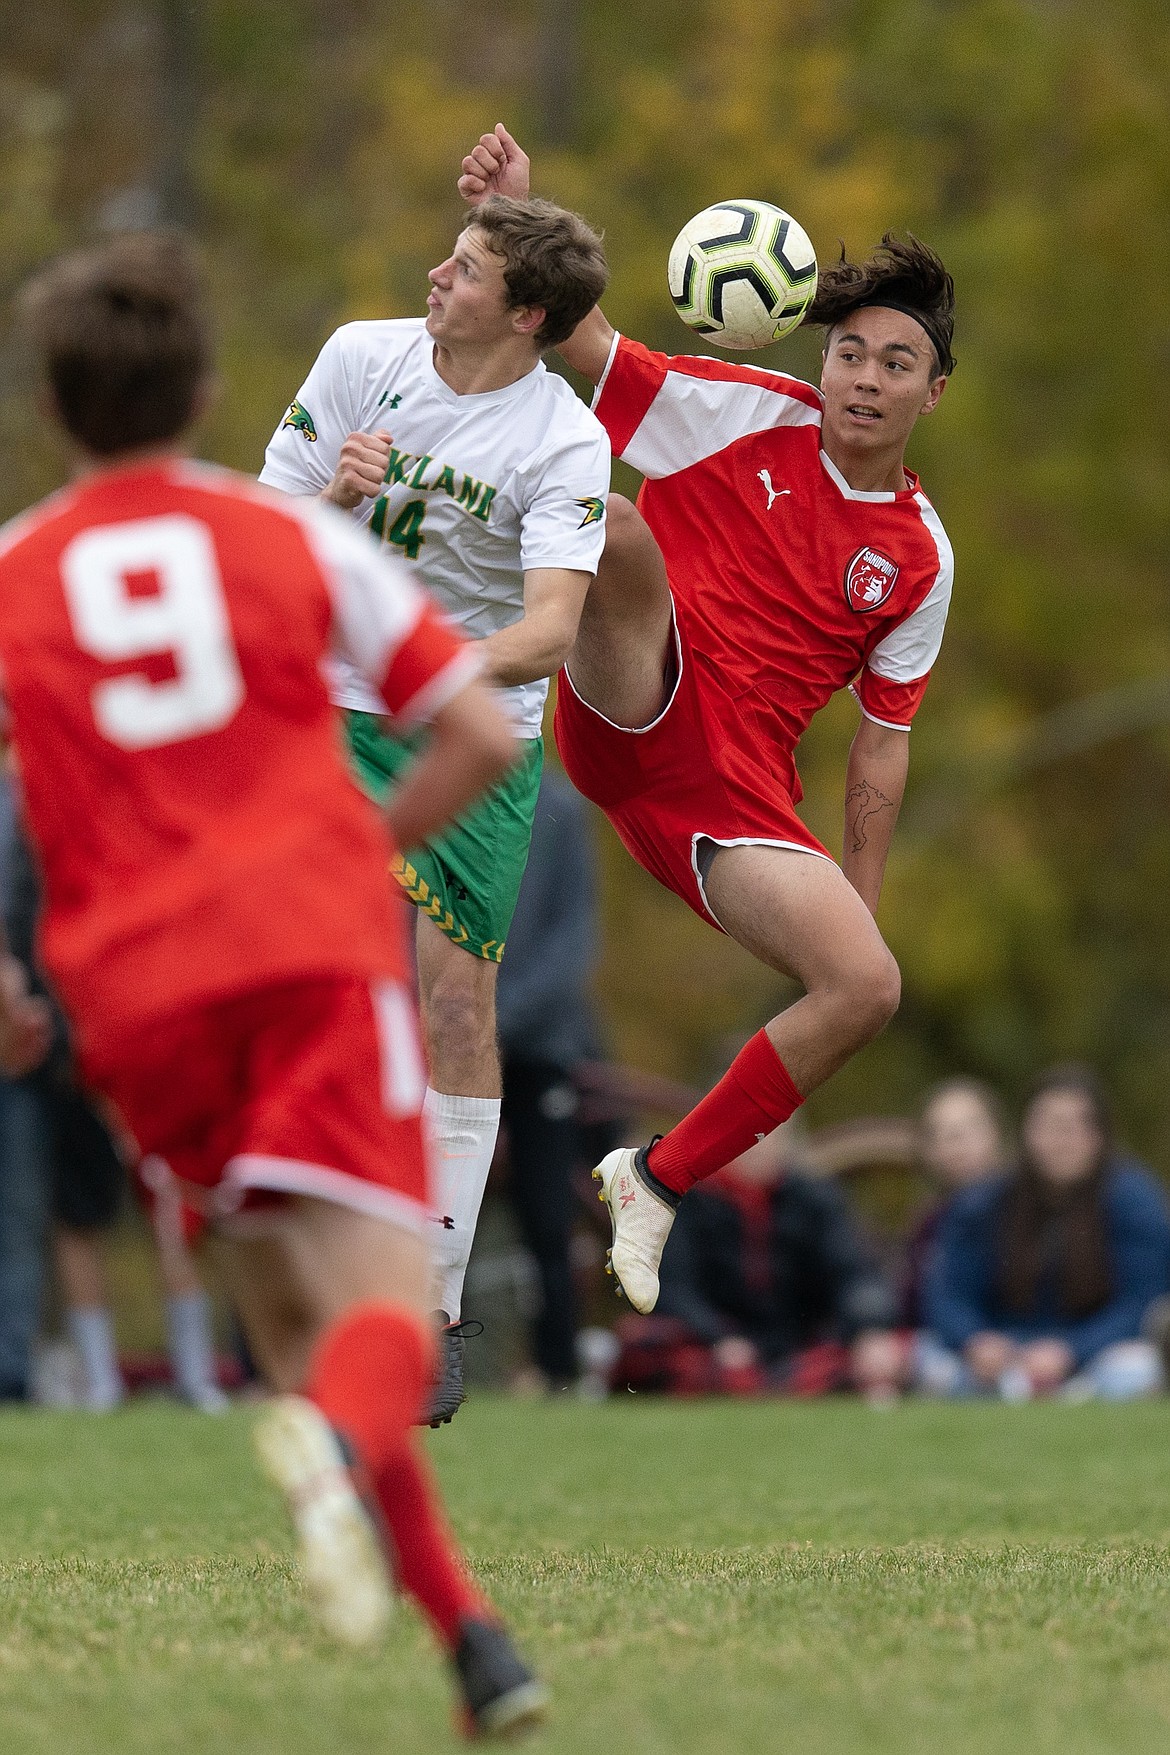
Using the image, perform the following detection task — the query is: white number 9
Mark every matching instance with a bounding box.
[61,514,245,750]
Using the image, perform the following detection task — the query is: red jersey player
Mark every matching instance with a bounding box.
[0,233,547,1739]
[460,128,955,1314]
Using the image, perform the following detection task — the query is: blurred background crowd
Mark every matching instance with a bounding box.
[1,2,1168,1408]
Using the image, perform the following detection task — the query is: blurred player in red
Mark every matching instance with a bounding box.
[460,128,956,1314]
[0,232,546,1739]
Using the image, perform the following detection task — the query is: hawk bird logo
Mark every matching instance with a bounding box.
[575,496,605,529]
[281,399,317,442]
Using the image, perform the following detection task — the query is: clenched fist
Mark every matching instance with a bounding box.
[322,429,394,512]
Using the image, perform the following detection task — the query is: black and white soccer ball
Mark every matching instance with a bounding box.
[668,200,818,350]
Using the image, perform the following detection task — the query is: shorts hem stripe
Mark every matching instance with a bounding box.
[562,598,683,735]
[691,832,834,930]
[225,1153,429,1235]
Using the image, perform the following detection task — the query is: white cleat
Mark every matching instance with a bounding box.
[593,1147,678,1314]
[253,1394,393,1646]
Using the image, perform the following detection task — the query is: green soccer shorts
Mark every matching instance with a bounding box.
[345,711,543,963]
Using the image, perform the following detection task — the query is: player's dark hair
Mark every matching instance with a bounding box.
[19,231,210,456]
[998,1064,1114,1322]
[809,232,955,377]
[464,196,608,348]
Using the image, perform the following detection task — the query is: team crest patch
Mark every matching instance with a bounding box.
[281,399,317,442]
[844,546,899,612]
[575,496,605,529]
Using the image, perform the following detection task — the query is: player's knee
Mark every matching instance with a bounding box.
[596,495,660,594]
[424,967,495,1061]
[851,947,902,1041]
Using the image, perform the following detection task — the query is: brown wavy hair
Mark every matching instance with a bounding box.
[997,1065,1114,1320]
[465,196,608,348]
[808,232,956,377]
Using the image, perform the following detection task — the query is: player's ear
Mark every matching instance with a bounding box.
[511,304,546,339]
[920,374,947,416]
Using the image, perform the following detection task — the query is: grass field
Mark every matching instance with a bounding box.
[3,1396,1170,1754]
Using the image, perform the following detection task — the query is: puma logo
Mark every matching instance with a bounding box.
[758,469,791,510]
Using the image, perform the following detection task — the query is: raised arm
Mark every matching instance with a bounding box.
[457,124,616,386]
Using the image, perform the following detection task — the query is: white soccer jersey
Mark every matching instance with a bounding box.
[260,317,611,736]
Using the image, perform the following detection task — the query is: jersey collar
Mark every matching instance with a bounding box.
[423,343,545,407]
[818,449,919,503]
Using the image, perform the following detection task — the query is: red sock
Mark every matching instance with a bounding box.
[305,1301,486,1646]
[647,1029,804,1195]
[370,1446,486,1645]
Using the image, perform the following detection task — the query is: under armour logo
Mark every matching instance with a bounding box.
[758,469,791,510]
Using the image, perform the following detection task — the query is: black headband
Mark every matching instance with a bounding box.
[855,295,954,376]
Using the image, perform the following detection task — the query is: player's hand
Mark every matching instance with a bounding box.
[322,429,393,512]
[0,954,52,1078]
[1016,1339,1075,1395]
[964,1331,1015,1386]
[457,124,531,206]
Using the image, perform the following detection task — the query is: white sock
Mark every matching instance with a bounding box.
[165,1291,228,1412]
[67,1305,124,1411]
[424,1087,501,1323]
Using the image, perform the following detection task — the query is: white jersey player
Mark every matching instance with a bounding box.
[261,179,611,1422]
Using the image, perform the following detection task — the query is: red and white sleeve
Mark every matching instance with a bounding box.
[305,506,479,725]
[593,334,822,480]
[853,496,954,731]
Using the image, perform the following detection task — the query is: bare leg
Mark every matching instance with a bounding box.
[213,1198,431,1391]
[415,914,500,1099]
[567,494,675,728]
[702,843,901,1094]
[595,844,902,1312]
[216,1195,552,1739]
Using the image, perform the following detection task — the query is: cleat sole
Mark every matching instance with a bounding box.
[254,1396,393,1646]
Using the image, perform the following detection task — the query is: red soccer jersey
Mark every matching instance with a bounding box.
[0,458,476,1064]
[593,336,953,798]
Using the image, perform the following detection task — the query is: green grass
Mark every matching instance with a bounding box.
[3,1397,1170,1753]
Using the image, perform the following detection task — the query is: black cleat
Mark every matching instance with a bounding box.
[452,1616,549,1740]
[422,1311,483,1428]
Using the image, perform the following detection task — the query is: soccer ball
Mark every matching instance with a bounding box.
[668,200,818,350]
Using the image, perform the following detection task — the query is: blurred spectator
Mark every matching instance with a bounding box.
[922,1064,1170,1400]
[496,766,599,1391]
[0,766,51,1400]
[613,1118,904,1402]
[902,1077,1006,1329]
[1,785,226,1411]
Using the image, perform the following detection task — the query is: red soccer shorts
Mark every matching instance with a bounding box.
[554,606,831,931]
[90,976,430,1238]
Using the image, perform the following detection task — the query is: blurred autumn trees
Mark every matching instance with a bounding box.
[2,1,1169,1149]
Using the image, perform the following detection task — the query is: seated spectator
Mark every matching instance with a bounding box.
[903,1077,1006,1333]
[611,1118,903,1402]
[922,1064,1170,1400]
